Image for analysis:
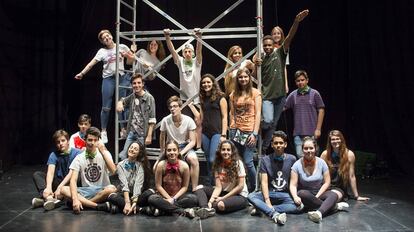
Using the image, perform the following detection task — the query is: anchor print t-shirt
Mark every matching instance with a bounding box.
[259,153,296,192]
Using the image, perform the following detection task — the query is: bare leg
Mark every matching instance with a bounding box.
[89,185,117,203]
[186,153,199,191]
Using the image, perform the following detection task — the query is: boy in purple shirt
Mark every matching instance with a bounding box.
[284,70,325,158]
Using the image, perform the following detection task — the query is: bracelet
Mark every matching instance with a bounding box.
[221,134,226,137]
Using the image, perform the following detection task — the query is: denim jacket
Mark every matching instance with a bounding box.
[122,91,156,138]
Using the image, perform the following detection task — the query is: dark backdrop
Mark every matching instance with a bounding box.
[1,0,413,177]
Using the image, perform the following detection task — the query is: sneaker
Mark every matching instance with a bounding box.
[272,212,287,225]
[195,148,203,153]
[153,208,160,217]
[195,207,215,219]
[110,204,119,214]
[308,210,322,223]
[96,202,111,212]
[43,198,61,211]
[140,206,159,216]
[336,202,349,211]
[101,131,108,144]
[184,208,196,219]
[32,198,44,209]
[250,207,261,216]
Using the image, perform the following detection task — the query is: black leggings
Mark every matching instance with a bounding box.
[148,192,198,215]
[298,189,338,215]
[195,186,248,213]
[108,189,154,209]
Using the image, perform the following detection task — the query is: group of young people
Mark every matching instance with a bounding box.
[31,8,369,224]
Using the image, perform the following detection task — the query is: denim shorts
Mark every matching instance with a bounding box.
[77,186,104,199]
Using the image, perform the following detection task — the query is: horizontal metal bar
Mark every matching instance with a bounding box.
[119,85,132,89]
[119,34,133,42]
[120,27,256,36]
[120,0,134,11]
[120,16,134,27]
[129,34,257,42]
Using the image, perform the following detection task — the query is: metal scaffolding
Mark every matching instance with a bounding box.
[114,0,263,162]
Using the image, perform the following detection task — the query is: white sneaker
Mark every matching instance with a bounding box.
[336,202,350,211]
[184,208,196,218]
[308,210,322,223]
[101,131,108,144]
[195,207,215,219]
[32,198,44,208]
[43,197,61,211]
[272,212,287,225]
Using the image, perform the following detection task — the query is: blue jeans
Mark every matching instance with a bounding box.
[294,136,304,158]
[201,133,221,184]
[261,97,285,150]
[101,74,130,129]
[248,191,299,217]
[119,132,144,161]
[230,129,257,192]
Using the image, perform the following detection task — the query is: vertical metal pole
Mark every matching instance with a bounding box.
[115,0,121,163]
[255,0,263,192]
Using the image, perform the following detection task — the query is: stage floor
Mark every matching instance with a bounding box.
[0,165,413,232]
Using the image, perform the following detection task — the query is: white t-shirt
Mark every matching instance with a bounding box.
[215,160,248,197]
[160,114,196,145]
[134,49,161,80]
[69,150,111,187]
[176,56,201,104]
[94,44,129,78]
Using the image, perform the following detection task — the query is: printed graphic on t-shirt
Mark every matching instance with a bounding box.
[235,103,251,123]
[131,97,144,135]
[182,64,193,79]
[271,171,287,191]
[84,163,102,183]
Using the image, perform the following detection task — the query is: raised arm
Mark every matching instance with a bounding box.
[194,28,203,65]
[283,9,309,52]
[164,29,179,64]
[98,142,116,174]
[75,58,98,80]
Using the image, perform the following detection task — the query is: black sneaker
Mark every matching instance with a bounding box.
[96,202,111,212]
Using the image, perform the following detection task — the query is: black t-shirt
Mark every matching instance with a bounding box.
[259,153,296,192]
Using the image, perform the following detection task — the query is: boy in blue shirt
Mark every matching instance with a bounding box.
[32,129,82,210]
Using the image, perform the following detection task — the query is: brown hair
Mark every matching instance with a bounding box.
[199,73,224,103]
[52,129,69,142]
[324,130,350,184]
[147,40,166,61]
[212,140,241,184]
[167,95,182,108]
[98,29,112,43]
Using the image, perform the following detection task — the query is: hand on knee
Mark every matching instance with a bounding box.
[217,201,225,212]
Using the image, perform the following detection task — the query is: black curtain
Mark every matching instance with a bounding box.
[1,0,413,177]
